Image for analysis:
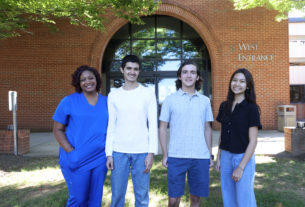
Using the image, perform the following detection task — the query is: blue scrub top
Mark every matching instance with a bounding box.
[53,92,108,171]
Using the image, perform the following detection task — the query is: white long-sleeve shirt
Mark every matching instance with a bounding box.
[105,84,158,156]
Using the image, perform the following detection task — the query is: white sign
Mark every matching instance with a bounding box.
[8,91,17,111]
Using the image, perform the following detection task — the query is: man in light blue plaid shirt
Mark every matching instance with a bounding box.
[159,61,214,207]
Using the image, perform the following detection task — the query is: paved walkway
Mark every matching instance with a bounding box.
[212,130,285,155]
[26,132,59,157]
[24,130,285,157]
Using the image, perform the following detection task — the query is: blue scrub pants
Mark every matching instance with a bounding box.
[61,162,107,207]
[220,150,256,207]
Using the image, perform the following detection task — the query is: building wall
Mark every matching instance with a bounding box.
[0,0,289,131]
[0,20,103,131]
[289,21,305,121]
[291,103,305,120]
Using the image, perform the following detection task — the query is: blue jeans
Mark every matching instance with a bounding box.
[110,151,149,207]
[220,150,256,207]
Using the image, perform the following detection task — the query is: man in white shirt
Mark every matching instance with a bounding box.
[159,62,214,207]
[106,55,158,207]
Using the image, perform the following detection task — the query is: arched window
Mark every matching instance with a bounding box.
[102,15,211,105]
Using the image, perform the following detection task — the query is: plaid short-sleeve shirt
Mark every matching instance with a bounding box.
[159,89,214,159]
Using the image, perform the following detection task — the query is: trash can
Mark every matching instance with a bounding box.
[277,105,296,132]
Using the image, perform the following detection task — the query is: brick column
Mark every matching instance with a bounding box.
[0,129,30,155]
[284,127,305,156]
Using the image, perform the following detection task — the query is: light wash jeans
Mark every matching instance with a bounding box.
[220,150,257,207]
[110,151,149,207]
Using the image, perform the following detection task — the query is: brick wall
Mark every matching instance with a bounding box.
[0,19,101,131]
[0,0,289,131]
[0,130,30,154]
[284,127,305,156]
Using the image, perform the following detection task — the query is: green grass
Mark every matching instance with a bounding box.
[0,155,304,207]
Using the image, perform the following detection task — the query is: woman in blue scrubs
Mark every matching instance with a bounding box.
[53,65,108,207]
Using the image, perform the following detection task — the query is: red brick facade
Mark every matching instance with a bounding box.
[0,0,289,131]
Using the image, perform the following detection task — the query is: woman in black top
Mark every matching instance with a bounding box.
[216,68,261,207]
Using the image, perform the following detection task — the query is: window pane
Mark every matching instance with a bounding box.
[104,15,211,101]
[183,22,199,38]
[109,61,121,72]
[132,40,155,59]
[112,24,130,39]
[110,78,155,92]
[157,60,181,71]
[158,78,177,104]
[133,27,155,39]
[191,59,205,72]
[138,77,155,91]
[290,85,305,103]
[142,60,155,71]
[110,78,124,91]
[157,16,180,38]
[157,40,181,59]
[183,40,201,59]
[112,40,130,60]
[132,17,155,39]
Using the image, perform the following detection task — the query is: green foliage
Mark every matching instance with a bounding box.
[0,0,160,39]
[232,0,305,21]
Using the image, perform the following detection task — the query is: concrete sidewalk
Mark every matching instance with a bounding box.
[24,130,285,157]
[211,130,285,155]
[26,132,59,157]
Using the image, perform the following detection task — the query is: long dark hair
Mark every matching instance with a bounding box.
[224,68,260,114]
[175,61,203,91]
[71,65,102,93]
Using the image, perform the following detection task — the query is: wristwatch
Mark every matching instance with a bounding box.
[210,154,214,160]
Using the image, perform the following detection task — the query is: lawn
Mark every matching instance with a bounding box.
[0,154,304,207]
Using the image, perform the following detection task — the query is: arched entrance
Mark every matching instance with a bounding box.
[102,15,211,106]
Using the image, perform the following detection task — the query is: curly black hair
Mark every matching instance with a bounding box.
[71,65,102,93]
